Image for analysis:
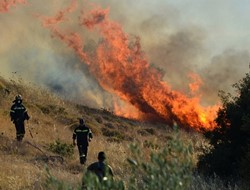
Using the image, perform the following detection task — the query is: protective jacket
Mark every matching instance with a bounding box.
[10,102,29,123]
[10,101,30,141]
[87,161,114,181]
[73,125,93,146]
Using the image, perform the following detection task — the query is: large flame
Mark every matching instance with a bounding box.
[5,0,220,131]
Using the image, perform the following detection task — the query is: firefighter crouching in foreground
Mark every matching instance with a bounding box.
[87,151,114,181]
[82,151,114,189]
[10,94,30,142]
[73,118,93,164]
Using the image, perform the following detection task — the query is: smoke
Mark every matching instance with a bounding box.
[201,49,250,105]
[0,0,111,107]
[0,0,249,118]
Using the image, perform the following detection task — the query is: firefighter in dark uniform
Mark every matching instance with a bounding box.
[10,94,30,142]
[87,151,114,182]
[73,118,93,164]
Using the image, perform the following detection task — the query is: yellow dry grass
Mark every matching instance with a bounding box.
[0,76,205,189]
[0,154,44,190]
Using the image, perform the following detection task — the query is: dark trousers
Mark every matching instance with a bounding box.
[77,145,88,164]
[14,121,25,141]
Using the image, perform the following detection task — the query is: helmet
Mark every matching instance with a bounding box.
[79,118,85,125]
[98,151,106,161]
[15,94,22,101]
[14,94,22,103]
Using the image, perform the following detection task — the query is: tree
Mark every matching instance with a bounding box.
[198,71,250,184]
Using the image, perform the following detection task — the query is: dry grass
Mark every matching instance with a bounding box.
[0,75,234,190]
[0,155,44,190]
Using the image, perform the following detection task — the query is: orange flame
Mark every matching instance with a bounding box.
[40,0,77,27]
[40,2,220,131]
[188,73,203,94]
[0,0,27,13]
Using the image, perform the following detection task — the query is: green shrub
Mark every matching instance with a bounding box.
[127,127,194,190]
[82,171,125,190]
[198,71,250,184]
[48,139,74,158]
[101,128,125,140]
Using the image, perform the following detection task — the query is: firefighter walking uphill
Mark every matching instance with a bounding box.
[73,118,93,164]
[10,94,30,142]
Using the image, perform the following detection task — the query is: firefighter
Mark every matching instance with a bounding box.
[73,118,93,164]
[10,94,30,142]
[86,151,114,182]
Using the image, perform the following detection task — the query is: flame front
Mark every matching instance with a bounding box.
[13,0,218,131]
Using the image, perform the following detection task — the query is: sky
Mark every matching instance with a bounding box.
[0,0,250,110]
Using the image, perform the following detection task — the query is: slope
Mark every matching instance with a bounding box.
[0,75,206,189]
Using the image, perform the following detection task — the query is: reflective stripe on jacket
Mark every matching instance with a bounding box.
[73,125,93,145]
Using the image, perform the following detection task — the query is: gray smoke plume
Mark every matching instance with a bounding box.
[0,0,249,110]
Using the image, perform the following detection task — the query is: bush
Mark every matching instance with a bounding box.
[198,71,250,185]
[127,127,194,190]
[48,139,74,158]
[82,171,125,190]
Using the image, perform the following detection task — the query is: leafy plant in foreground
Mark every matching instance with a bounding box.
[127,127,194,190]
[198,71,250,187]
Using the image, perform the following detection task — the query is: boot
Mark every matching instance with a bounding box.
[80,155,86,164]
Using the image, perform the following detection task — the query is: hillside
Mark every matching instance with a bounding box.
[0,76,221,190]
